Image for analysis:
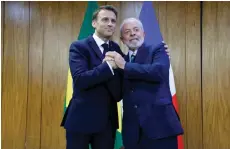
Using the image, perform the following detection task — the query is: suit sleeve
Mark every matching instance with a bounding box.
[103,45,124,102]
[123,47,169,83]
[69,42,114,90]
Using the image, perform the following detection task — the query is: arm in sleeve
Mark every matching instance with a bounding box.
[69,43,114,90]
[124,47,169,83]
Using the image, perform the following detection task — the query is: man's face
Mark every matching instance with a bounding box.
[92,10,116,39]
[121,20,145,50]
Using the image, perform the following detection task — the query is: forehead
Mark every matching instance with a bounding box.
[123,21,141,30]
[97,9,116,19]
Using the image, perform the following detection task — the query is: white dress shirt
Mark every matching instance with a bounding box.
[92,33,114,75]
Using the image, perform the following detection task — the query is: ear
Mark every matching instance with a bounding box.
[92,20,96,28]
[120,36,125,44]
[143,31,145,37]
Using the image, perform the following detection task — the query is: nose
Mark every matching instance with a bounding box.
[130,30,136,36]
[108,20,113,26]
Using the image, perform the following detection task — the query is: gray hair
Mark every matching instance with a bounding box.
[120,18,144,35]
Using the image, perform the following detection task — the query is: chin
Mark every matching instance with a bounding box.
[105,34,113,38]
[129,43,138,48]
[128,45,138,49]
[106,32,113,35]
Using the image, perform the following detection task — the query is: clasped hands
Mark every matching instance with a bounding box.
[103,51,126,69]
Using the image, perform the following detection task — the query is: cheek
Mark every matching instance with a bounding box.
[100,24,107,29]
[123,36,130,42]
[112,23,116,28]
[124,40,131,45]
[122,39,128,44]
[140,32,145,37]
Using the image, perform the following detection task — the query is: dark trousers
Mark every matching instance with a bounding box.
[138,135,178,149]
[66,122,116,149]
[124,126,178,149]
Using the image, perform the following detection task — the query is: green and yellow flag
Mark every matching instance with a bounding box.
[63,2,123,148]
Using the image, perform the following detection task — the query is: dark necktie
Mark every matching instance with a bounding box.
[130,54,136,63]
[101,43,109,57]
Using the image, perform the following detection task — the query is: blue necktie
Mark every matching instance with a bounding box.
[130,54,136,63]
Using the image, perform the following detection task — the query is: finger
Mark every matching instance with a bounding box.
[105,51,114,54]
[104,55,114,58]
[164,44,168,48]
[162,40,165,44]
[105,51,116,57]
[166,48,171,52]
[103,57,114,61]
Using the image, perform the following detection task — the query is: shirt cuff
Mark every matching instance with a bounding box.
[106,61,114,75]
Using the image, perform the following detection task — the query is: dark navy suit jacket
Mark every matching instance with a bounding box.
[122,43,183,144]
[61,36,123,134]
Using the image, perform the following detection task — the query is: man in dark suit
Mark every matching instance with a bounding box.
[61,5,124,149]
[105,18,184,149]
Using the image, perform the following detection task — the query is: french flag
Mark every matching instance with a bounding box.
[139,2,184,149]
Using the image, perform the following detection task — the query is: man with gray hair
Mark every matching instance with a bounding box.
[105,18,183,149]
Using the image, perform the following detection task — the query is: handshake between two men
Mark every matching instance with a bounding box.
[103,51,126,70]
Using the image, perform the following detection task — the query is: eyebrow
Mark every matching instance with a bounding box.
[124,27,139,31]
[101,16,116,19]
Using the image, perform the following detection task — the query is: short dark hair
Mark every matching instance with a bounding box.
[92,5,118,21]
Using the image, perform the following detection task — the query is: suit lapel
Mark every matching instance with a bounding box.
[108,41,115,52]
[134,44,149,64]
[123,44,150,94]
[88,36,103,61]
[124,54,129,62]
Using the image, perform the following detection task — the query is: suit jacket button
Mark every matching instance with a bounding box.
[134,105,138,108]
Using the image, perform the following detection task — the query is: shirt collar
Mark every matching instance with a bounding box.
[93,33,109,47]
[129,49,138,57]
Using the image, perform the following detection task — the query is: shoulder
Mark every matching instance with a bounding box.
[110,41,125,56]
[69,37,92,58]
[147,43,165,54]
[110,40,120,50]
[70,37,90,49]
